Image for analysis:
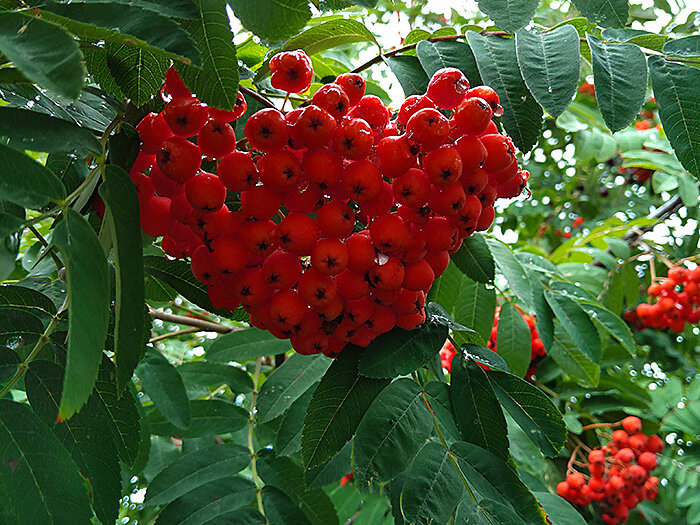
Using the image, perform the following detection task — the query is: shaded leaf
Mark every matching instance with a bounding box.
[0,12,85,99]
[302,348,390,469]
[283,18,378,55]
[385,55,430,97]
[276,384,316,456]
[148,399,248,438]
[485,238,534,310]
[106,42,169,106]
[99,165,145,391]
[476,0,539,32]
[137,349,191,429]
[145,444,251,505]
[0,285,56,318]
[548,322,600,387]
[488,371,566,456]
[466,32,543,152]
[415,40,482,85]
[207,328,292,362]
[353,378,433,488]
[0,143,67,209]
[587,35,647,133]
[450,354,508,459]
[177,361,253,393]
[53,208,110,419]
[258,353,331,423]
[544,290,601,362]
[495,302,531,377]
[572,0,629,28]
[534,492,587,525]
[0,400,93,524]
[451,233,494,283]
[230,0,311,41]
[515,26,580,118]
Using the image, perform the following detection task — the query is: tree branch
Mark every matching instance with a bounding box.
[148,308,238,334]
[239,85,277,110]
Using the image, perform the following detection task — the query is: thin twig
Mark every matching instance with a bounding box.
[26,224,63,272]
[148,308,237,334]
[239,85,277,109]
[580,419,623,431]
[149,327,200,343]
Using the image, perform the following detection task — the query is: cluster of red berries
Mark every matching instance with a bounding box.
[624,266,700,333]
[439,305,544,373]
[558,416,663,524]
[132,50,528,358]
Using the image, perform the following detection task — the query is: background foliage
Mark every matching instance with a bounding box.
[0,0,698,524]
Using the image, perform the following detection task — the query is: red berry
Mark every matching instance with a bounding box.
[218,151,259,191]
[341,160,383,202]
[406,108,450,151]
[423,145,463,186]
[276,213,319,255]
[481,134,516,173]
[313,83,350,120]
[164,66,191,99]
[368,257,404,291]
[333,118,373,160]
[156,136,202,183]
[370,213,410,255]
[453,96,493,135]
[210,236,248,274]
[163,96,209,137]
[140,196,172,237]
[393,168,430,208]
[185,171,226,212]
[622,416,642,435]
[454,135,487,174]
[245,108,288,152]
[240,220,277,257]
[376,135,418,178]
[302,148,343,191]
[197,119,236,158]
[335,73,366,106]
[567,472,585,490]
[294,105,337,149]
[258,150,301,192]
[426,68,469,109]
[348,95,390,131]
[270,50,313,93]
[317,201,355,239]
[137,112,174,154]
[241,185,281,221]
[311,238,349,275]
[298,268,338,308]
[398,95,436,125]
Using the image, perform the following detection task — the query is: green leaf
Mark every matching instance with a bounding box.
[207,328,292,362]
[0,285,56,318]
[263,486,312,525]
[42,2,200,65]
[466,32,543,152]
[305,442,351,489]
[534,492,587,525]
[99,165,145,391]
[177,361,253,393]
[276,384,316,456]
[25,360,120,525]
[455,498,528,525]
[93,354,142,466]
[488,371,566,456]
[461,343,509,372]
[400,442,463,525]
[450,354,508,459]
[515,26,580,118]
[485,238,534,310]
[148,399,248,438]
[283,19,378,55]
[648,56,700,177]
[476,0,539,32]
[385,55,430,97]
[0,12,85,100]
[258,353,331,423]
[427,262,495,342]
[145,444,251,505]
[105,42,169,106]
[0,400,93,524]
[358,320,448,379]
[451,441,546,525]
[353,378,433,488]
[0,143,67,209]
[175,0,240,111]
[52,0,201,19]
[679,174,700,207]
[230,0,311,41]
[137,349,191,429]
[451,233,494,283]
[0,107,101,156]
[577,300,636,357]
[53,208,110,419]
[258,451,339,525]
[544,290,601,362]
[424,381,462,444]
[495,302,531,377]
[572,0,629,28]
[548,322,600,387]
[154,477,257,525]
[415,40,482,85]
[301,348,390,469]
[587,35,647,133]
[663,35,700,57]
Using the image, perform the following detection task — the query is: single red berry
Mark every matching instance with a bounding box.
[240,185,282,221]
[481,134,516,173]
[218,151,259,192]
[164,66,191,99]
[398,95,436,126]
[240,220,277,257]
[294,105,337,149]
[475,204,495,231]
[185,171,226,212]
[333,117,373,160]
[270,50,313,93]
[140,196,172,237]
[312,238,349,275]
[335,73,366,106]
[426,67,470,109]
[406,108,450,151]
[423,145,463,187]
[341,160,383,202]
[429,182,467,216]
[347,95,390,131]
[368,257,405,291]
[313,83,351,120]
[403,259,435,291]
[210,235,248,274]
[370,213,410,255]
[346,233,376,272]
[235,268,272,306]
[150,166,184,199]
[376,135,418,178]
[453,96,493,135]
[276,213,319,255]
[302,148,343,191]
[336,269,370,300]
[567,472,585,490]
[298,268,338,308]
[197,119,236,158]
[137,112,174,154]
[317,200,355,239]
[156,136,202,183]
[244,108,288,152]
[361,181,395,218]
[163,96,209,137]
[258,149,301,192]
[209,91,248,122]
[622,416,642,435]
[467,86,502,115]
[454,135,487,174]
[269,289,307,328]
[393,168,430,208]
[190,245,220,285]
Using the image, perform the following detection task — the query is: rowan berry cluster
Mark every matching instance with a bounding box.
[625,266,700,333]
[557,416,663,524]
[133,51,527,358]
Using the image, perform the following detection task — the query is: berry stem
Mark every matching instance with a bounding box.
[26,223,64,273]
[149,326,200,343]
[248,357,266,519]
[580,420,623,431]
